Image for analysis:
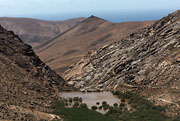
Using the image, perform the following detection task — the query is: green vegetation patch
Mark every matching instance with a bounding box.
[51,93,180,121]
[53,108,116,121]
[109,91,170,121]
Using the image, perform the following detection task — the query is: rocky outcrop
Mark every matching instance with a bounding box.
[64,10,180,90]
[0,25,74,120]
[0,25,72,91]
[64,10,180,113]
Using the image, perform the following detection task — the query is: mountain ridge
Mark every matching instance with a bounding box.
[0,17,85,47]
[36,16,154,74]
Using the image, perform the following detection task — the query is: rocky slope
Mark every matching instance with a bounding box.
[0,25,73,120]
[36,16,153,74]
[64,10,180,114]
[0,17,85,47]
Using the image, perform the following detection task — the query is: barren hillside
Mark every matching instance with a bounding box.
[37,16,154,74]
[0,17,85,47]
[0,25,74,120]
[64,10,180,114]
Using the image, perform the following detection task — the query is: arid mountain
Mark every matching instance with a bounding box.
[64,10,180,114]
[0,17,85,47]
[0,25,74,120]
[36,16,154,75]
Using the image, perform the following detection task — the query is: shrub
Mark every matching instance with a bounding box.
[79,98,82,102]
[130,109,133,112]
[113,103,118,107]
[73,97,80,102]
[123,107,128,111]
[96,102,100,105]
[121,99,125,102]
[112,91,120,95]
[102,101,107,105]
[119,107,123,111]
[69,98,73,103]
[154,105,165,112]
[131,103,137,108]
[51,100,65,109]
[91,106,98,110]
[102,104,109,110]
[119,103,125,107]
[99,106,102,110]
[96,89,101,92]
[73,102,79,108]
[65,102,68,106]
[108,106,121,115]
[80,103,88,108]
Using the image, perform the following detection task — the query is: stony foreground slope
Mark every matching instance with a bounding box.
[64,10,180,114]
[0,25,73,120]
[37,16,153,74]
[0,17,85,47]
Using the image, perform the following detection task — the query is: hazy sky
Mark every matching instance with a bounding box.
[0,0,179,21]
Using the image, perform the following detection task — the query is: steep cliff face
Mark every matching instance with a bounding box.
[64,10,180,113]
[0,25,73,120]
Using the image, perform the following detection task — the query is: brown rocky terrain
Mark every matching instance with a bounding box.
[64,10,180,115]
[0,25,74,120]
[36,16,154,74]
[0,17,85,47]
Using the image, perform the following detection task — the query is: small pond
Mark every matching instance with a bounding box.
[60,91,131,114]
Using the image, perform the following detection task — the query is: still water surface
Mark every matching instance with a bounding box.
[60,91,121,113]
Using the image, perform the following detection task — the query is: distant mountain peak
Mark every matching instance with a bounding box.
[88,15,104,19]
[89,15,101,19]
[90,15,95,18]
[80,15,109,24]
